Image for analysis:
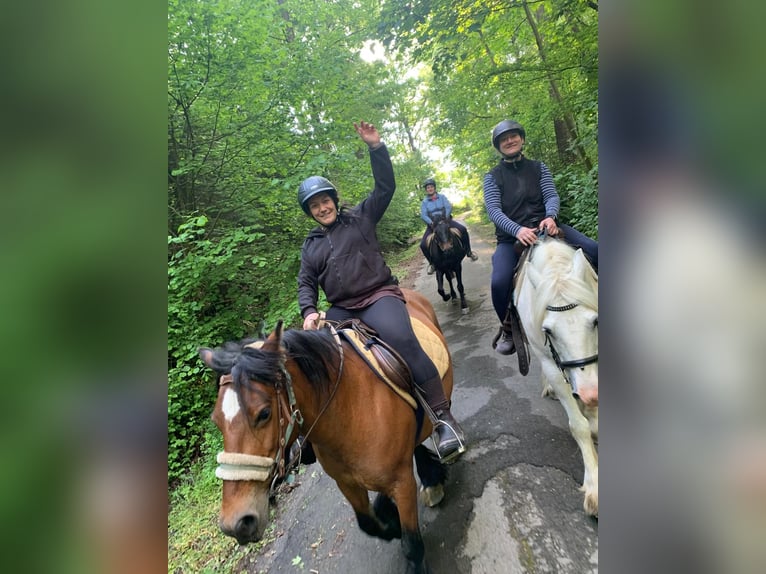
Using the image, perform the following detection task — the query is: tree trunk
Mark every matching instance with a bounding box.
[523,1,592,171]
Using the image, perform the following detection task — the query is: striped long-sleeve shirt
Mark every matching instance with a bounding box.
[482,160,560,240]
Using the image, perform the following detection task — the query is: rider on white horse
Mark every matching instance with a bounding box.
[482,120,599,355]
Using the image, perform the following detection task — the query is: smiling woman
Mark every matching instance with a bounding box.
[296,120,466,461]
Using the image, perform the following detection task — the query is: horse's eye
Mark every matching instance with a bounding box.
[593,317,598,329]
[542,326,551,335]
[255,407,271,423]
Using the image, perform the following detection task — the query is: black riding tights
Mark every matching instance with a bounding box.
[326,296,449,412]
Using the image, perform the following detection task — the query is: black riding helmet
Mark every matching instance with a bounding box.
[491,120,526,150]
[423,177,436,190]
[298,176,339,215]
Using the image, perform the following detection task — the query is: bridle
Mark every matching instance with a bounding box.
[213,330,345,493]
[544,302,598,392]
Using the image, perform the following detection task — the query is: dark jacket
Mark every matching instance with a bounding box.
[483,156,559,243]
[298,144,402,318]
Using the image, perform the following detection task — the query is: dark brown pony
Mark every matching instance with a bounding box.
[199,288,452,573]
[428,217,469,313]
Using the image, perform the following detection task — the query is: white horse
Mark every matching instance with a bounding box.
[515,237,599,516]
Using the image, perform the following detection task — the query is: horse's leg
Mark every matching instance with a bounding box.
[436,271,450,302]
[414,444,447,507]
[336,481,401,541]
[447,272,458,302]
[391,473,428,574]
[455,265,468,314]
[542,362,598,516]
[372,493,401,536]
[541,373,557,399]
[580,402,598,442]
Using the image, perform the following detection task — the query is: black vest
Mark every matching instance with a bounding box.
[489,158,546,242]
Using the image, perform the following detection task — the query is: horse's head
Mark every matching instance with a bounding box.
[198,322,289,545]
[432,217,456,253]
[527,243,599,406]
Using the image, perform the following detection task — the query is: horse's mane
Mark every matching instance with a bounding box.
[527,238,598,327]
[207,330,340,398]
[281,328,340,396]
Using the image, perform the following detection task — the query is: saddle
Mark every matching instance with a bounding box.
[335,318,450,410]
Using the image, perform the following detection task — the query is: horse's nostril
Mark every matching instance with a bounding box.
[234,514,258,543]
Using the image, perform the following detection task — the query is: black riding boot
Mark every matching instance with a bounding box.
[420,376,465,461]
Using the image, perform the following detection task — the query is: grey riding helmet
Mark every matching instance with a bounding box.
[298,176,339,215]
[491,120,526,150]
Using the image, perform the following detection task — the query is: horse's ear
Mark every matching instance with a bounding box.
[199,348,214,368]
[526,263,542,287]
[570,249,589,279]
[262,320,284,351]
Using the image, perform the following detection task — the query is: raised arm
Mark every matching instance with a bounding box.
[354,120,395,223]
[354,121,382,148]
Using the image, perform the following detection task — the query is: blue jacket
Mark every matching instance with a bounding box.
[420,194,452,225]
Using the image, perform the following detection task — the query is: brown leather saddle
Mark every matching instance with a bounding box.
[335,319,418,409]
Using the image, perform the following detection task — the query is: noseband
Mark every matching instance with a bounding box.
[544,302,598,392]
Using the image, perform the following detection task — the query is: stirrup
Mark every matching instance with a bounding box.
[431,420,466,463]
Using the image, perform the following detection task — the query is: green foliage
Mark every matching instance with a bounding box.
[168,214,274,484]
[555,163,599,239]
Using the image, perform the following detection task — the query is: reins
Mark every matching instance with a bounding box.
[278,325,345,484]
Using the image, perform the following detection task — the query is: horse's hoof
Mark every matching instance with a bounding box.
[541,385,557,400]
[419,484,444,507]
[461,307,469,315]
[583,489,598,517]
[441,295,450,302]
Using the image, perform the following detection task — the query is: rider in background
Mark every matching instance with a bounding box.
[483,120,598,355]
[297,121,465,461]
[419,177,478,275]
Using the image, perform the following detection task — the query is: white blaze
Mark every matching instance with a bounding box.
[222,387,241,422]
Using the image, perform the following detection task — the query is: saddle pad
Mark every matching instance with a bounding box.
[409,316,450,380]
[339,317,449,410]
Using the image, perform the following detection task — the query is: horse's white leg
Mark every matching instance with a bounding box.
[542,362,598,516]
[540,372,557,400]
[580,402,598,442]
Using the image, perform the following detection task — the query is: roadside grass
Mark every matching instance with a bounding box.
[168,425,275,574]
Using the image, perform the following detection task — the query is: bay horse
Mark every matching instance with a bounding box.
[427,216,469,314]
[515,237,599,516]
[198,288,453,573]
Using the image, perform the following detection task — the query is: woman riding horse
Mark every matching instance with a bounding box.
[419,177,477,275]
[297,121,465,461]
